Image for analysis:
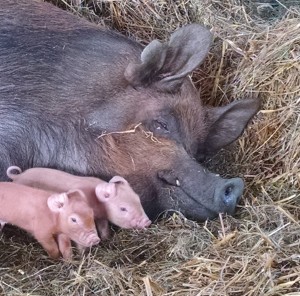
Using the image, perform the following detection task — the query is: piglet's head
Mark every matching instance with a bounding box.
[95,176,151,229]
[47,189,100,247]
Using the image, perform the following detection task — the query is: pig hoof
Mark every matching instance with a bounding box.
[61,250,73,261]
[100,231,111,241]
[48,252,61,260]
[62,255,73,262]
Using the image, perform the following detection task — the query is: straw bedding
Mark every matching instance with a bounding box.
[0,0,299,295]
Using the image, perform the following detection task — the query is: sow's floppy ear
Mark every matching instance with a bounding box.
[125,24,212,92]
[47,193,69,213]
[202,98,261,154]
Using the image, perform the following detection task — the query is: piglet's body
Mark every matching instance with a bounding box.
[7,166,151,239]
[0,182,100,259]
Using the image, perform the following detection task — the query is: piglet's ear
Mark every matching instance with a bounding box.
[47,193,68,213]
[95,183,117,203]
[109,176,128,185]
[125,24,212,92]
[66,189,86,200]
[201,99,260,155]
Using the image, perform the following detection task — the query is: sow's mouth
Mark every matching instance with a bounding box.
[161,175,245,221]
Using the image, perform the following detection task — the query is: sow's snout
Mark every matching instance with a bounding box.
[157,165,245,221]
[214,177,244,215]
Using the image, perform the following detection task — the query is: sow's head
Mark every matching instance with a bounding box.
[99,26,259,222]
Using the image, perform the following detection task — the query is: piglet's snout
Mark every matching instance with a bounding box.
[89,235,100,246]
[134,217,152,229]
[81,231,100,247]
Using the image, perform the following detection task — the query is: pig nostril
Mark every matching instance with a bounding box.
[224,185,233,197]
[222,184,235,206]
[215,178,244,212]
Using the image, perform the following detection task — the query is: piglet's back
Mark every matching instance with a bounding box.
[8,167,103,193]
[0,182,52,232]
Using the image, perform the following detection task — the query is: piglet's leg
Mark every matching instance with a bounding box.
[96,219,111,240]
[0,220,6,232]
[76,243,88,256]
[57,234,73,261]
[35,235,60,259]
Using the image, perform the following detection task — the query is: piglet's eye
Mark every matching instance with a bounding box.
[120,207,127,212]
[71,217,77,223]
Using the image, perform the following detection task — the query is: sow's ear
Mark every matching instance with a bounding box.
[125,24,212,92]
[95,182,117,203]
[202,99,260,154]
[47,193,68,213]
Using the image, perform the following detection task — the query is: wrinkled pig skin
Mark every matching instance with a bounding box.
[7,166,151,240]
[0,0,260,221]
[0,183,100,260]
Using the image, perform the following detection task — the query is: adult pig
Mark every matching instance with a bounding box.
[0,0,259,221]
[7,166,151,239]
[0,183,100,259]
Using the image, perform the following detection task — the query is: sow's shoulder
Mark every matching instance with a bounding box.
[0,0,142,105]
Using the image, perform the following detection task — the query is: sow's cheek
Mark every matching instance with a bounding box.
[151,174,244,221]
[161,186,219,220]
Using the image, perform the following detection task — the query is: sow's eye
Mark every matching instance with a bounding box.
[149,113,180,137]
[120,207,128,212]
[153,119,169,133]
[147,113,180,142]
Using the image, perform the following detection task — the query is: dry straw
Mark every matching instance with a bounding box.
[1,0,299,295]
